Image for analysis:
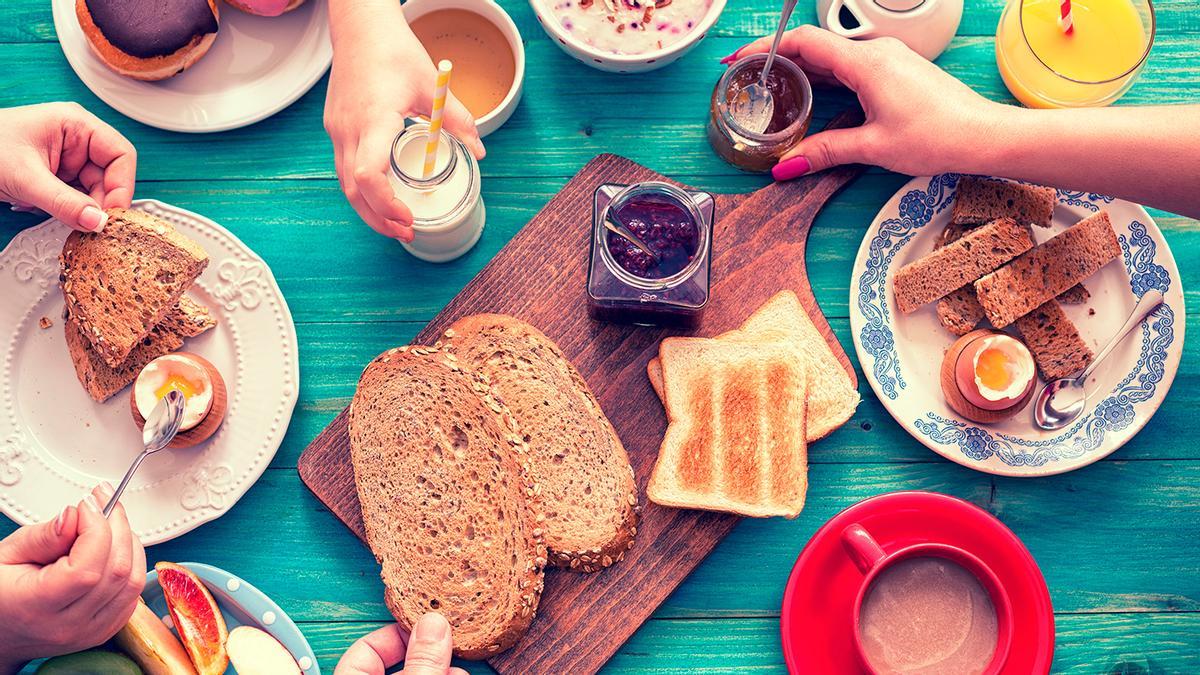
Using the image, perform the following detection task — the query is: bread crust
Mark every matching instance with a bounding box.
[75,0,219,81]
[439,314,640,573]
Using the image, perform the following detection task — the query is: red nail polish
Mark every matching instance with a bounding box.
[719,48,741,65]
[772,156,812,182]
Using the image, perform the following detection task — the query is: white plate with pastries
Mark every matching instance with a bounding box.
[0,200,298,543]
[850,174,1184,477]
[52,0,331,133]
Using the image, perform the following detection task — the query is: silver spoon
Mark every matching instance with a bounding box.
[732,0,800,132]
[604,210,659,261]
[102,390,186,517]
[1034,289,1165,430]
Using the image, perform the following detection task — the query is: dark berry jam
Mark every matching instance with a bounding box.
[605,194,699,279]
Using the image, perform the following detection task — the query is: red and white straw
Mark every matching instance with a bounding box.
[1059,0,1074,34]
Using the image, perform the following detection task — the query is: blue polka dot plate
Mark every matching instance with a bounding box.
[849,175,1184,476]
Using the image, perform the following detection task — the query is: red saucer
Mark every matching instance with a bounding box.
[780,491,1054,674]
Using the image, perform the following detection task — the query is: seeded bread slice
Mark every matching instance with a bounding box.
[1015,301,1094,380]
[951,177,1056,228]
[60,208,209,368]
[348,346,547,660]
[66,296,217,402]
[439,315,639,573]
[893,218,1034,314]
[975,211,1120,328]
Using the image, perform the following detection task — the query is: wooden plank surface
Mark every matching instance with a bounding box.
[1,0,1198,672]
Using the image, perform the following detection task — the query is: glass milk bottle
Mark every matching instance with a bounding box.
[389,122,486,262]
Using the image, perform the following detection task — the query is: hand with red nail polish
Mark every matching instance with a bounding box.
[0,102,136,231]
[325,0,486,244]
[0,483,146,672]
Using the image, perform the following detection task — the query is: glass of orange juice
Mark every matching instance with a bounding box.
[995,0,1155,108]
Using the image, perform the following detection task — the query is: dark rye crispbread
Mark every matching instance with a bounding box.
[951,177,1056,228]
[66,296,216,402]
[439,315,639,573]
[347,346,547,660]
[1015,301,1095,380]
[893,217,1034,314]
[60,208,209,368]
[975,211,1120,328]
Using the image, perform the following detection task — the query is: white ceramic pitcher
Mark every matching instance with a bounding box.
[817,0,963,61]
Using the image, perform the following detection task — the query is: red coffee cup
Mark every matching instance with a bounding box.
[841,522,1015,675]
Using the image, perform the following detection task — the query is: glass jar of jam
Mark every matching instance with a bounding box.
[707,53,814,172]
[587,181,715,328]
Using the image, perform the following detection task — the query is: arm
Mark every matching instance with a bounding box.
[736,26,1200,219]
[325,0,484,243]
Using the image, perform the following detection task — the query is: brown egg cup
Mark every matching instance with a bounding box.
[940,329,1035,424]
[131,353,227,449]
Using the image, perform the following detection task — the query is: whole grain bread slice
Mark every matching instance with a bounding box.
[438,315,639,573]
[975,211,1120,328]
[60,208,209,368]
[648,338,809,518]
[1014,301,1095,380]
[951,177,1056,228]
[66,295,217,402]
[893,217,1034,314]
[647,290,858,440]
[348,346,546,660]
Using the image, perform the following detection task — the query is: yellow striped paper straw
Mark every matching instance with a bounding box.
[423,59,454,179]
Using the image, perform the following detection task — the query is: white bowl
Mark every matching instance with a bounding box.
[401,0,526,137]
[530,0,727,73]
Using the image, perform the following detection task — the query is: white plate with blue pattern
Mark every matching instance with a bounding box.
[850,174,1184,476]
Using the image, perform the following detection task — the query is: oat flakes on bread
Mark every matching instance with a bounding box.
[648,338,810,519]
[348,346,546,660]
[647,290,858,441]
[438,315,639,573]
[951,176,1056,228]
[60,208,209,368]
[66,296,217,402]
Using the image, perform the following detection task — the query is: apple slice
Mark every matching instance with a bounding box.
[114,598,198,675]
[156,562,229,675]
[227,626,303,675]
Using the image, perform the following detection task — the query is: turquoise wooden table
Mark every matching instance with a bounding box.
[2,1,1199,672]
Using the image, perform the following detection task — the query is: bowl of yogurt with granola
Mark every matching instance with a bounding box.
[533,0,725,72]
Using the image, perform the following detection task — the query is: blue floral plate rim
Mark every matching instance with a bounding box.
[848,174,1185,477]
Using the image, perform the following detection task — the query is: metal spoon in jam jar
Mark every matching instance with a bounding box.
[733,0,801,132]
[604,210,659,262]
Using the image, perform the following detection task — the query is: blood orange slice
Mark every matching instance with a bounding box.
[156,562,229,675]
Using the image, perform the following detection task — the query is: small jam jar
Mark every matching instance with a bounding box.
[587,181,715,328]
[389,122,486,263]
[707,53,814,172]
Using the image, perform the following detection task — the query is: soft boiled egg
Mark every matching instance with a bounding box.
[954,334,1036,411]
[133,354,214,431]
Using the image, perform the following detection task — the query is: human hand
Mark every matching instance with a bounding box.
[335,613,469,675]
[726,26,1003,180]
[0,102,136,231]
[0,483,146,674]
[324,0,484,243]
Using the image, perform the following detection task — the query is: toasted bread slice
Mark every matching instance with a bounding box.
[648,290,857,441]
[66,296,217,402]
[60,208,209,368]
[648,338,809,518]
[439,315,639,573]
[951,177,1056,228]
[348,346,546,660]
[1015,301,1095,380]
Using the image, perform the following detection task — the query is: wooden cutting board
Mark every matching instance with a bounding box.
[298,110,865,674]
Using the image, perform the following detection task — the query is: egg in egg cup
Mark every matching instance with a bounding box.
[941,329,1037,424]
[131,353,228,449]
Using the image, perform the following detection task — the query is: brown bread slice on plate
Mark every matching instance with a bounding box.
[66,296,217,402]
[893,217,1033,314]
[348,346,547,660]
[975,211,1120,328]
[439,315,639,573]
[60,208,209,368]
[1015,301,1095,380]
[648,338,809,519]
[647,290,858,440]
[951,176,1056,228]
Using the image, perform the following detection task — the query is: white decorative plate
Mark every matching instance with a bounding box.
[850,175,1184,477]
[51,0,331,133]
[0,200,298,544]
